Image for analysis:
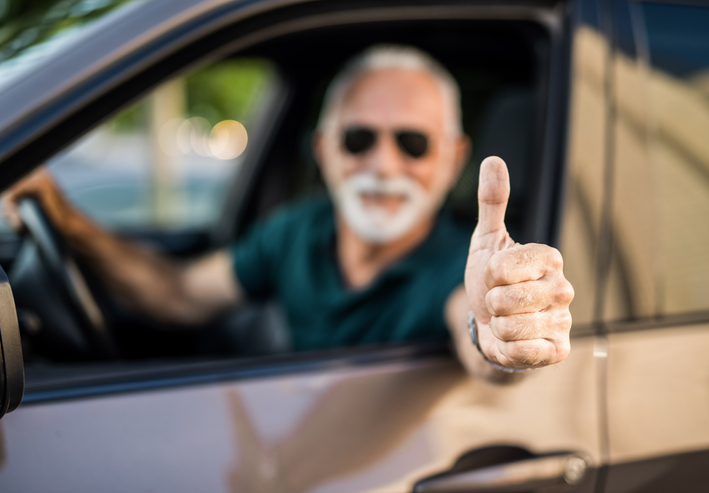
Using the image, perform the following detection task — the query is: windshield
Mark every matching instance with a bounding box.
[0,0,141,92]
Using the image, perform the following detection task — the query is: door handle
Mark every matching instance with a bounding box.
[413,453,589,492]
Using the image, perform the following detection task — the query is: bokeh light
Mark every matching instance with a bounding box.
[157,117,183,157]
[158,118,247,160]
[209,120,248,159]
[187,117,211,157]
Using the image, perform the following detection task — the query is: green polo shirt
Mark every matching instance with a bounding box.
[231,196,471,351]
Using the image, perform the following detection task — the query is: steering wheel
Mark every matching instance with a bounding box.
[14,198,120,359]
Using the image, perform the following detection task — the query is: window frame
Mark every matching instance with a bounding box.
[3,0,571,402]
[601,0,709,333]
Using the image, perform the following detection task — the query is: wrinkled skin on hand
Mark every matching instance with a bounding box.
[465,157,574,370]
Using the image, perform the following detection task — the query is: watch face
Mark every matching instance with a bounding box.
[468,311,478,346]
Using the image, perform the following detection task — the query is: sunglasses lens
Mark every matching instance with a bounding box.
[397,131,428,158]
[343,128,376,154]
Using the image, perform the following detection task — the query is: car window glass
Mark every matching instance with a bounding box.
[601,0,658,322]
[8,58,275,232]
[641,3,709,317]
[604,2,709,321]
[558,2,607,329]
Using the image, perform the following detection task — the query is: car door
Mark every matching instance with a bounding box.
[597,0,709,490]
[0,1,605,492]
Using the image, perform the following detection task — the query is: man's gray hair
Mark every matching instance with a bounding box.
[317,45,463,135]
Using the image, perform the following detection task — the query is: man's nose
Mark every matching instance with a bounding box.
[367,133,405,178]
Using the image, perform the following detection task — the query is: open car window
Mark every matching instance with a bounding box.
[9,16,554,389]
[0,58,276,234]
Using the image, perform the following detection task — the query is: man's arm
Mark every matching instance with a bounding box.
[454,156,573,377]
[5,169,242,326]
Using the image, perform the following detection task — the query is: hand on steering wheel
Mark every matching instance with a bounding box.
[6,170,119,359]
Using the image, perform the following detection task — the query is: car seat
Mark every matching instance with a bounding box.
[449,86,536,241]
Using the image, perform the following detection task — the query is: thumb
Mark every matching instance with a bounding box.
[476,156,510,236]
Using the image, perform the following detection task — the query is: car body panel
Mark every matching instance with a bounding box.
[0,339,600,492]
[606,326,709,464]
[596,0,709,490]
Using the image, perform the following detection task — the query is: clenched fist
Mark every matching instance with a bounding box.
[465,156,573,370]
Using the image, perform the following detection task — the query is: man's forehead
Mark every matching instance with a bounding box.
[337,68,446,129]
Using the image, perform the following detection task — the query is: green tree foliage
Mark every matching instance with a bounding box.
[110,59,275,132]
[185,59,274,126]
[1,0,274,133]
[0,0,134,61]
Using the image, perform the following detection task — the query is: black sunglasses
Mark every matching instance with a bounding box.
[342,127,429,159]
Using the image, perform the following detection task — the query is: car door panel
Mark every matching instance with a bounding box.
[604,327,709,493]
[603,448,709,493]
[0,339,600,492]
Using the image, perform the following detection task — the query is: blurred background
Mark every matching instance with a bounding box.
[0,0,275,231]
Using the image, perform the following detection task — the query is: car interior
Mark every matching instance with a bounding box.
[2,16,553,378]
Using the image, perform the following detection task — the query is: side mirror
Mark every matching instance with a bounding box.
[0,266,23,418]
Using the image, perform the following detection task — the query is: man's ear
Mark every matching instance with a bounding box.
[453,134,472,179]
[312,130,325,170]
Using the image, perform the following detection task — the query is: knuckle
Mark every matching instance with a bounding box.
[555,281,575,305]
[494,317,520,341]
[547,247,564,270]
[547,339,571,365]
[511,245,534,267]
[487,252,510,285]
[543,308,572,335]
[514,245,548,280]
[488,287,514,315]
[518,243,540,262]
[530,244,562,270]
[486,288,507,315]
[557,339,571,361]
[505,341,547,367]
[563,309,573,329]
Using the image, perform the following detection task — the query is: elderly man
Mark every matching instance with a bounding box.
[5,45,573,379]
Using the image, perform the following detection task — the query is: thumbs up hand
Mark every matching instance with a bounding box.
[465,157,573,370]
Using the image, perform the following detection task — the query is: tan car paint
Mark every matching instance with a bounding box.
[0,340,600,492]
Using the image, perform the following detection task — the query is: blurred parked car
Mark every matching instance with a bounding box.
[0,0,708,491]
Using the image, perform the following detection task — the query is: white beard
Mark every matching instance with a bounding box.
[333,172,438,244]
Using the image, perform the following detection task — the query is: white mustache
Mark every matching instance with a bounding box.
[346,172,421,201]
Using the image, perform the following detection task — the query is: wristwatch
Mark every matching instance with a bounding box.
[468,311,527,374]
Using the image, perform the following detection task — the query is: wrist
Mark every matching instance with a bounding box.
[61,206,100,252]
